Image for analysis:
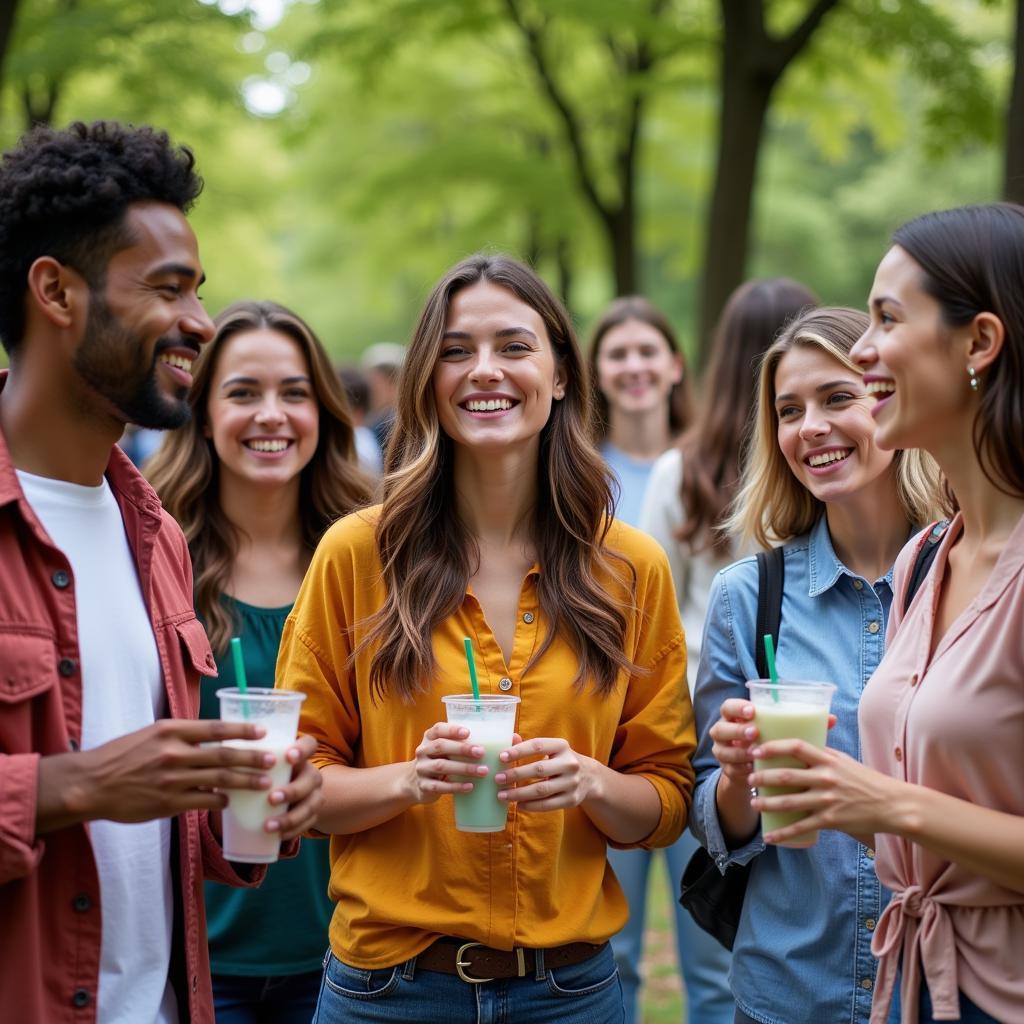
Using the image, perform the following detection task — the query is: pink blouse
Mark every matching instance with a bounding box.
[859,512,1024,1023]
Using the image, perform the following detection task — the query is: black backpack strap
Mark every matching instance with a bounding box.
[755,546,785,679]
[902,520,948,615]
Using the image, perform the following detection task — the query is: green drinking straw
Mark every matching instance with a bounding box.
[762,633,780,703]
[230,636,251,719]
[463,637,482,709]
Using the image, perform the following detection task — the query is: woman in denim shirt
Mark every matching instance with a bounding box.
[690,307,945,1024]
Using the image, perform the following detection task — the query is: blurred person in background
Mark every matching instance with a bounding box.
[588,296,692,528]
[148,299,371,1023]
[360,340,405,453]
[629,278,816,1024]
[337,364,384,475]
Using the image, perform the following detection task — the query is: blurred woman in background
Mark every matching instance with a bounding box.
[618,278,815,1024]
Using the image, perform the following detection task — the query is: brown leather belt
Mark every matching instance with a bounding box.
[416,937,607,984]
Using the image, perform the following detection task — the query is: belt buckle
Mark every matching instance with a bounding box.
[455,942,494,984]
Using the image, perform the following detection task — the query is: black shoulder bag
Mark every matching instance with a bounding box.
[678,546,783,951]
[678,528,945,951]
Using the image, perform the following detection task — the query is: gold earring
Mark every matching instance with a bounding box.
[968,366,979,392]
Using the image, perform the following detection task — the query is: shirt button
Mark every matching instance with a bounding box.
[852,579,864,590]
[894,747,902,762]
[522,611,535,624]
[72,989,92,1008]
[861,977,873,990]
[72,893,92,913]
[52,569,71,589]
[867,621,880,634]
[58,657,77,677]
[498,678,513,691]
[68,737,80,752]
[865,917,876,931]
[909,673,919,686]
[192,975,198,993]
[866,848,875,859]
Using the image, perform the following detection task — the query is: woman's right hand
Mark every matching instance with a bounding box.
[407,722,488,805]
[709,698,759,788]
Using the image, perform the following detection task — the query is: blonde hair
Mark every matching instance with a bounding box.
[727,306,947,548]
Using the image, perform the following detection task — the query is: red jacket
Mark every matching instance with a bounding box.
[0,372,273,1023]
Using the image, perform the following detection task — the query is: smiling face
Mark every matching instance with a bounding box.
[774,343,895,506]
[432,280,567,456]
[204,327,320,491]
[72,201,214,429]
[594,318,682,417]
[851,244,972,453]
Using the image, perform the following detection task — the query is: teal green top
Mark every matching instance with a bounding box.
[199,596,333,976]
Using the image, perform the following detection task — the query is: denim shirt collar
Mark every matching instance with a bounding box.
[807,513,896,598]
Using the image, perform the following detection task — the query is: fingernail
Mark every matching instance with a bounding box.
[266,819,280,832]
[497,791,508,800]
[751,747,763,758]
[270,790,286,805]
[477,765,489,776]
[470,746,483,757]
[499,752,509,762]
[262,753,275,767]
[744,727,757,739]
[258,775,272,788]
[494,773,506,784]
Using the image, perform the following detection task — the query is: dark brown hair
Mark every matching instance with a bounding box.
[587,296,693,439]
[362,254,637,702]
[677,278,817,554]
[147,300,372,654]
[892,203,1024,497]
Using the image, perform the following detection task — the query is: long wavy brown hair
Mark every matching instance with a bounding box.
[362,254,637,702]
[587,295,694,440]
[147,300,372,655]
[678,278,818,555]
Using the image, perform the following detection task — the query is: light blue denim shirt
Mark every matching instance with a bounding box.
[691,515,899,1024]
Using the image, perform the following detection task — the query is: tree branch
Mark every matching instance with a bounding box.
[776,0,843,70]
[503,0,611,224]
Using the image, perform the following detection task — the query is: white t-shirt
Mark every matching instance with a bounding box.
[17,470,177,1024]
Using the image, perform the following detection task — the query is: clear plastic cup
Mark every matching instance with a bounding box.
[217,687,306,863]
[442,694,520,833]
[746,680,835,848]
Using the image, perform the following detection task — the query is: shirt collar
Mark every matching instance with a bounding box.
[0,369,162,521]
[806,513,898,598]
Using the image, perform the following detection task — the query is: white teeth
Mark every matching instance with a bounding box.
[807,449,852,467]
[466,398,513,412]
[866,381,895,395]
[246,440,289,452]
[158,353,193,372]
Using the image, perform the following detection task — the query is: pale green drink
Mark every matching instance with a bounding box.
[442,694,520,833]
[746,681,835,849]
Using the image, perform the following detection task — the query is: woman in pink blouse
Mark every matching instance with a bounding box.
[741,204,1024,1024]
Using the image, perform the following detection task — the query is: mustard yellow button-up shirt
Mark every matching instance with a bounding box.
[277,507,694,969]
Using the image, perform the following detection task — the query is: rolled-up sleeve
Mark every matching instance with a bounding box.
[0,752,45,883]
[609,541,695,851]
[690,568,765,870]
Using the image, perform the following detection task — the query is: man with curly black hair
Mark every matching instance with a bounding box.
[0,121,323,1024]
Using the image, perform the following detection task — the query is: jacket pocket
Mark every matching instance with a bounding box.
[0,633,56,703]
[173,616,218,678]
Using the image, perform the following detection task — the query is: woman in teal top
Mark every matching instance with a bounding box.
[148,301,370,1022]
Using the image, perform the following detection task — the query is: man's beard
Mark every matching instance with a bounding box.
[73,292,194,430]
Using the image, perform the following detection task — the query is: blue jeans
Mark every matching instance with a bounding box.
[213,969,321,1023]
[609,829,733,1024]
[885,976,999,1024]
[313,943,624,1024]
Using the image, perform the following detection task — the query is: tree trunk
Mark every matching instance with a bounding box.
[0,0,20,94]
[697,55,773,363]
[1005,0,1024,204]
[607,203,637,296]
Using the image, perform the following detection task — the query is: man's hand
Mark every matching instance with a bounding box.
[36,719,279,835]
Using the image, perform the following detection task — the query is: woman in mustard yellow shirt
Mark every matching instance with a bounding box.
[277,254,694,1024]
